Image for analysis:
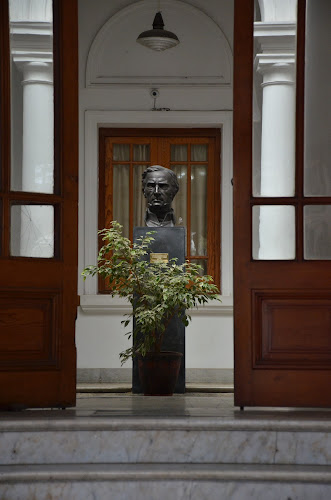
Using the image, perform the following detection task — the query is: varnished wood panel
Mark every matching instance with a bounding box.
[233,0,331,407]
[0,289,60,369]
[253,290,331,368]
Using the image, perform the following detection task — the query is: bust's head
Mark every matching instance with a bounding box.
[142,166,179,218]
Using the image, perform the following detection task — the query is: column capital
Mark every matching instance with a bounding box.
[256,54,295,86]
[13,60,53,86]
[11,21,53,84]
[254,21,296,86]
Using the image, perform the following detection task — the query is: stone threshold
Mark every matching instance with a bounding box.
[3,414,331,432]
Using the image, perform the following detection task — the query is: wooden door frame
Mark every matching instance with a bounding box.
[98,128,221,289]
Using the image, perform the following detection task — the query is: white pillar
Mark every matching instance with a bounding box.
[20,60,54,193]
[254,23,297,259]
[13,58,54,257]
[258,58,296,196]
[10,2,54,257]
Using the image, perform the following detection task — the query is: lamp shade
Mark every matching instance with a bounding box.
[136,12,179,51]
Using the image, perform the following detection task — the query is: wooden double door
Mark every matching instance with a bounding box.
[1,0,330,410]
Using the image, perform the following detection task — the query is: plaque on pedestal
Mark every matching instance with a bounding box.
[132,226,186,393]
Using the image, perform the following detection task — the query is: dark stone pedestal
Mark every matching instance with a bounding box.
[132,227,186,394]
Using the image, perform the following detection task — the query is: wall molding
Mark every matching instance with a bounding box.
[80,294,233,316]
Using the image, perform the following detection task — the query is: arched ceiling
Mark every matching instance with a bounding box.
[86,0,232,87]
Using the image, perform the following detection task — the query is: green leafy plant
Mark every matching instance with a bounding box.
[82,221,221,364]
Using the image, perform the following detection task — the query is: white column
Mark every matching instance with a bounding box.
[254,23,297,259]
[258,57,296,196]
[20,60,54,193]
[13,58,54,257]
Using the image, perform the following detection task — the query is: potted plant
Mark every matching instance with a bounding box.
[82,221,221,395]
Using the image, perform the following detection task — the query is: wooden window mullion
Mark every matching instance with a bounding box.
[187,145,192,261]
[295,0,306,262]
[129,144,134,241]
[207,137,219,284]
[150,137,158,165]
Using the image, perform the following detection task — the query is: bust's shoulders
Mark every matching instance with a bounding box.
[145,209,175,227]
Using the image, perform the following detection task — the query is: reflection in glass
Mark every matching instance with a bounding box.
[252,205,295,260]
[9,0,54,193]
[133,144,150,162]
[304,205,331,259]
[11,205,54,258]
[304,0,331,196]
[133,165,146,228]
[113,165,129,238]
[171,165,187,227]
[113,144,130,162]
[191,165,207,255]
[252,1,297,197]
[171,145,187,162]
[191,144,208,162]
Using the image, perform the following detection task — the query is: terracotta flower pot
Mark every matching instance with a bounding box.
[137,351,183,396]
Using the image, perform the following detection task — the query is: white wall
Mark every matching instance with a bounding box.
[76,0,234,379]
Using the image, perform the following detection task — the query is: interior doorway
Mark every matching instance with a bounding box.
[78,112,234,388]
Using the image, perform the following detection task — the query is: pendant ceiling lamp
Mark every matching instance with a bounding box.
[136,11,180,51]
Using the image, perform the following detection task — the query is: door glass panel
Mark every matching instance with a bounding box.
[171,165,187,227]
[133,165,146,228]
[113,164,129,238]
[191,144,208,162]
[113,144,130,162]
[11,204,54,257]
[304,205,331,259]
[252,205,296,260]
[9,0,54,193]
[191,165,207,256]
[304,0,331,196]
[252,0,297,197]
[133,144,150,162]
[171,145,187,162]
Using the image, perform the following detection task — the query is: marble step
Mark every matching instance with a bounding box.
[1,463,331,500]
[1,415,331,466]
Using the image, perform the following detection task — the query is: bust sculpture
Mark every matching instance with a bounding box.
[142,165,179,227]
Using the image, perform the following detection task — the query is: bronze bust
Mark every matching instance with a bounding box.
[142,165,179,227]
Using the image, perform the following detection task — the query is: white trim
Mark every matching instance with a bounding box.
[87,78,230,88]
[80,295,233,316]
[82,110,233,302]
[10,21,53,36]
[253,22,296,37]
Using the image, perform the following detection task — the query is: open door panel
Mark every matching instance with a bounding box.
[0,0,78,409]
